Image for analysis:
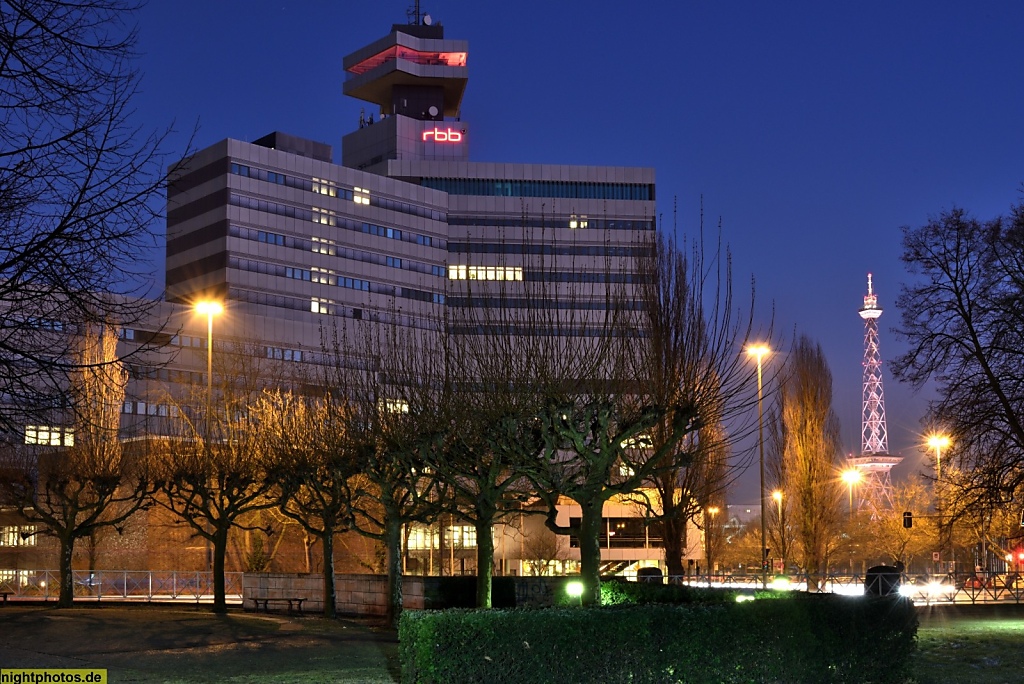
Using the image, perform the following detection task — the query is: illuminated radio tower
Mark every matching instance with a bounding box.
[848,273,902,511]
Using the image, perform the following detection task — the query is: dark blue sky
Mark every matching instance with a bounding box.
[134,2,1024,501]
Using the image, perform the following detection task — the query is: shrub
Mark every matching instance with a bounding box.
[422,576,516,609]
[599,578,739,605]
[399,594,917,683]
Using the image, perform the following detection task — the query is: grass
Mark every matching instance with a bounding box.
[913,604,1024,684]
[0,605,400,683]
[3,602,1024,682]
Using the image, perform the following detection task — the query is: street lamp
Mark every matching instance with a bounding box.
[928,433,951,572]
[928,434,951,482]
[841,468,862,520]
[195,301,223,397]
[746,343,770,589]
[772,490,784,572]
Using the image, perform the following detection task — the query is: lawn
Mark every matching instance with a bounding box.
[0,605,400,683]
[2,602,1024,683]
[913,603,1024,684]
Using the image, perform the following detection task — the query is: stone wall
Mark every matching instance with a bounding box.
[243,573,424,616]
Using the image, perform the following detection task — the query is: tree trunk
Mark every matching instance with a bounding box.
[57,534,76,608]
[475,517,494,608]
[211,527,228,614]
[322,529,336,619]
[384,517,403,627]
[578,500,604,606]
[663,515,687,578]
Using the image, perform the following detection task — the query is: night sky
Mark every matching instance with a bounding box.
[133,2,1024,502]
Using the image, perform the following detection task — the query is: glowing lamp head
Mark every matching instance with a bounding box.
[565,580,584,599]
[927,434,951,451]
[842,469,862,486]
[746,344,770,362]
[707,506,719,516]
[195,301,223,316]
[772,490,783,503]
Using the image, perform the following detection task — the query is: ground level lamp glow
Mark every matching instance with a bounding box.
[746,343,770,590]
[565,580,584,606]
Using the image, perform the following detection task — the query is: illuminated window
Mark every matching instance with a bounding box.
[407,526,439,550]
[311,297,335,315]
[569,214,589,229]
[618,464,636,478]
[353,187,371,205]
[312,207,336,225]
[445,525,477,549]
[312,177,338,197]
[620,434,652,449]
[447,265,523,281]
[0,525,36,546]
[312,237,336,256]
[381,398,410,414]
[312,267,336,285]
[25,426,74,447]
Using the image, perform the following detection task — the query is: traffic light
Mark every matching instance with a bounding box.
[903,511,913,529]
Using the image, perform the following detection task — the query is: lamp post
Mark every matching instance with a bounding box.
[841,468,861,521]
[928,433,951,573]
[195,301,223,398]
[706,506,719,583]
[841,468,861,577]
[746,343,770,590]
[772,490,784,572]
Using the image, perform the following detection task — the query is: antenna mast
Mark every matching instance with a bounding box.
[848,273,903,512]
[407,1,424,24]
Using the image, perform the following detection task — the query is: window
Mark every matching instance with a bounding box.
[353,186,370,205]
[311,267,336,285]
[312,207,336,225]
[312,177,338,196]
[381,398,409,414]
[25,426,73,447]
[445,525,477,549]
[569,214,589,229]
[448,265,523,281]
[312,237,336,255]
[0,525,36,546]
[311,297,335,315]
[267,346,304,362]
[407,526,438,550]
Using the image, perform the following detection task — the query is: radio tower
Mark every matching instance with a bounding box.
[848,273,902,511]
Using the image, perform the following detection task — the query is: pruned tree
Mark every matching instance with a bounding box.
[892,202,1024,515]
[0,0,179,432]
[768,335,843,590]
[0,322,151,607]
[325,318,447,626]
[154,348,281,614]
[260,390,362,618]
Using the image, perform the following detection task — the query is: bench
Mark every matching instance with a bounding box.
[249,596,305,613]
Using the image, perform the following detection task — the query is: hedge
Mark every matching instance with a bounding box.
[399,594,917,683]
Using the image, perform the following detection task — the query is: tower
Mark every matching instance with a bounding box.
[848,273,903,510]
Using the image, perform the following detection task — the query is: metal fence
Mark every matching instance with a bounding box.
[0,570,244,603]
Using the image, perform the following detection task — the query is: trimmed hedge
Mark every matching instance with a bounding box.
[399,594,917,683]
[600,578,741,606]
[422,576,517,609]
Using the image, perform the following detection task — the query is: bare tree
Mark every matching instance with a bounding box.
[892,202,1024,514]
[633,227,759,578]
[768,335,843,590]
[0,1,178,432]
[154,372,279,613]
[0,322,151,607]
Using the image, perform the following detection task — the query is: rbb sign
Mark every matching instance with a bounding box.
[422,127,463,143]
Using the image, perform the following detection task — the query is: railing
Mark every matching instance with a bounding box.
[664,571,1024,605]
[0,570,244,603]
